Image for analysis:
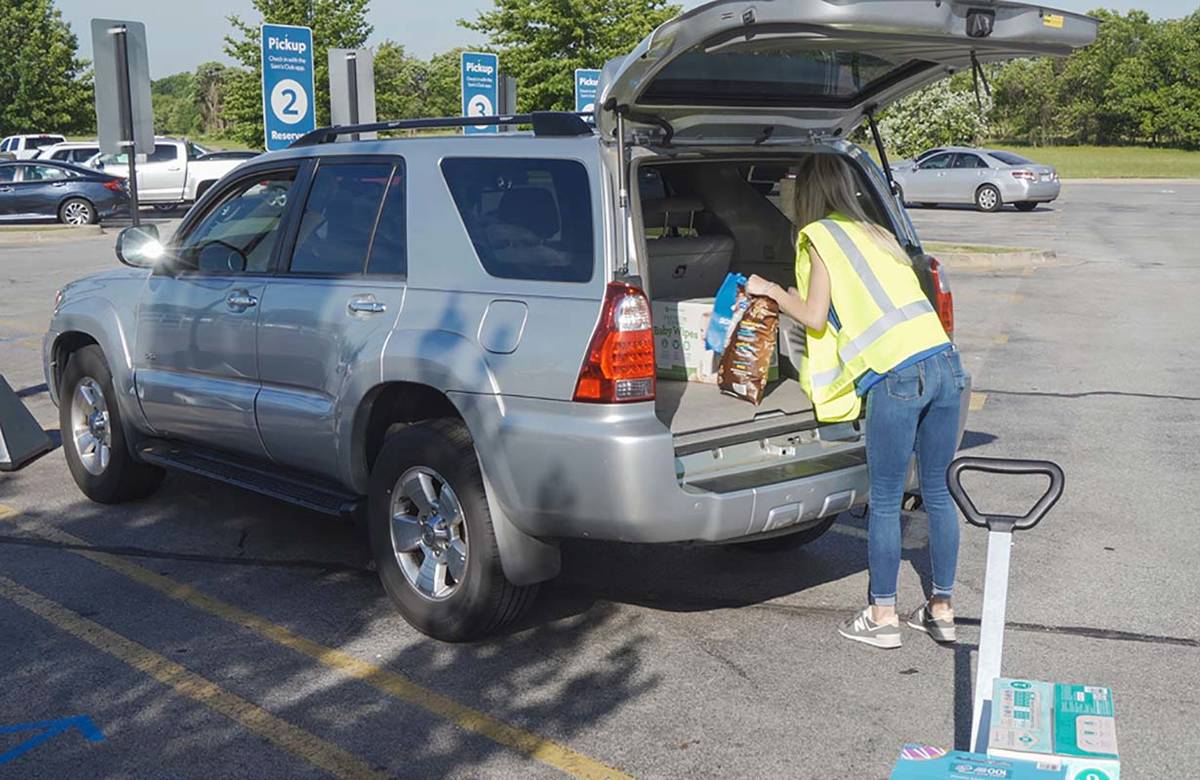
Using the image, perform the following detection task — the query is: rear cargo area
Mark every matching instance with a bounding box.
[641,158,820,442]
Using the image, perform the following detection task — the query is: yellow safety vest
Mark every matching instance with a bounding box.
[795,214,949,422]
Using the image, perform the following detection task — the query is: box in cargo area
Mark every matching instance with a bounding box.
[988,678,1120,780]
[890,745,1066,779]
[653,297,777,383]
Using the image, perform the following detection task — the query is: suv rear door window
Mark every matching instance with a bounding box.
[366,166,406,276]
[441,158,594,283]
[289,161,392,275]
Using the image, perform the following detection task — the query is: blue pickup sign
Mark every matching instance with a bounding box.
[575,69,601,114]
[261,23,316,151]
[461,52,500,135]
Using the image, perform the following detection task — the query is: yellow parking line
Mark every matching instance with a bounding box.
[0,575,386,780]
[993,333,1010,345]
[969,392,988,412]
[0,506,631,780]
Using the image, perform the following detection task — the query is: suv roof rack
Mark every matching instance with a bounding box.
[290,111,593,148]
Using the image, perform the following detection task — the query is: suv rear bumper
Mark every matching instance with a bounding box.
[453,379,970,545]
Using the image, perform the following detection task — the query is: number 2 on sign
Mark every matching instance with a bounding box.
[281,89,299,116]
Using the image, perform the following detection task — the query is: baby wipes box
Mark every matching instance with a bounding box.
[653,298,777,383]
[988,679,1120,780]
[891,744,1066,779]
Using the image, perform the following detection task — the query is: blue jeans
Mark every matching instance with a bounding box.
[865,347,968,606]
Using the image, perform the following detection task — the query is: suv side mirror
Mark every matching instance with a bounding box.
[115,224,163,268]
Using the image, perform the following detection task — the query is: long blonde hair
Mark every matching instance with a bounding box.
[792,154,911,265]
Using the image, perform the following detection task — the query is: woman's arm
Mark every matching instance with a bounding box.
[745,246,831,331]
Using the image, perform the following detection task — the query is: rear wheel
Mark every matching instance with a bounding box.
[152,203,178,213]
[58,198,95,226]
[733,515,838,553]
[368,419,537,641]
[1014,201,1038,212]
[975,185,1002,212]
[59,345,164,503]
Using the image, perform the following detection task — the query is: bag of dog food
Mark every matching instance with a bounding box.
[718,291,779,405]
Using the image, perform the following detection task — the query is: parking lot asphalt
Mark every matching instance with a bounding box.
[0,182,1197,778]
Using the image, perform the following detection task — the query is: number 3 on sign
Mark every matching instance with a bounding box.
[270,79,308,125]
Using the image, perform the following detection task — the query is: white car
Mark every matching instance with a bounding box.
[0,134,66,160]
[85,138,247,208]
[35,141,101,165]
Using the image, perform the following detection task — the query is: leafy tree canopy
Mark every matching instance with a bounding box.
[0,0,93,135]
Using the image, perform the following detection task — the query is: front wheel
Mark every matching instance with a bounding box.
[59,345,164,503]
[1014,201,1038,212]
[368,419,537,641]
[152,203,178,213]
[58,197,96,226]
[975,185,1002,213]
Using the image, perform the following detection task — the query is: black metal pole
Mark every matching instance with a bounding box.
[866,108,897,197]
[346,52,360,142]
[112,26,141,226]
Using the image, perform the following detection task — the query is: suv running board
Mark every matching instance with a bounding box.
[138,440,362,517]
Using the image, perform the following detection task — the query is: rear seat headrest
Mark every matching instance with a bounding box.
[642,197,706,230]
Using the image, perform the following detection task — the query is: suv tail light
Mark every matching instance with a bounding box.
[928,257,955,339]
[1011,170,1037,181]
[574,282,656,403]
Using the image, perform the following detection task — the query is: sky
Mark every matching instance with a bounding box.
[58,0,1199,79]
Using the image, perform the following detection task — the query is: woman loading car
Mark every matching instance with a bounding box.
[746,154,968,650]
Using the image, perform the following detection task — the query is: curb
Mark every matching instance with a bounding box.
[936,249,1058,270]
[0,225,105,244]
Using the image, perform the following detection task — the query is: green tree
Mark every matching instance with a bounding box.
[876,76,992,159]
[991,58,1064,145]
[222,0,372,147]
[152,71,200,136]
[194,62,233,137]
[460,0,680,112]
[0,0,93,135]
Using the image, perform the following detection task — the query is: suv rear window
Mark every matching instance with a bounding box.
[441,158,594,283]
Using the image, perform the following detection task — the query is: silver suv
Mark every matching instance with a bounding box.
[43,0,1094,640]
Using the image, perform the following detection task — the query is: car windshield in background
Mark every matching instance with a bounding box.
[988,151,1033,166]
[28,137,63,149]
[639,45,929,107]
[441,157,594,283]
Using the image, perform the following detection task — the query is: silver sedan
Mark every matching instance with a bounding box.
[891,147,1060,212]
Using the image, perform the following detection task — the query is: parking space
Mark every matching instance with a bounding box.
[1,181,1198,777]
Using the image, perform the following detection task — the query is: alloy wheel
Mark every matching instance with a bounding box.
[389,467,468,600]
[62,200,92,225]
[70,377,111,475]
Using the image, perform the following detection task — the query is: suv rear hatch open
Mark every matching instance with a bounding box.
[597,0,1097,144]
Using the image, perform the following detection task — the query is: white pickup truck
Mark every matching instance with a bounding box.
[87,138,252,209]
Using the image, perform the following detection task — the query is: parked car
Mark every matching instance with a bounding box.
[888,147,949,173]
[0,160,128,225]
[35,141,102,165]
[44,0,1095,641]
[85,138,246,209]
[892,147,1061,212]
[0,134,67,160]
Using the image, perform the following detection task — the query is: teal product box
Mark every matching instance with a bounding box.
[891,744,1066,779]
[988,678,1120,780]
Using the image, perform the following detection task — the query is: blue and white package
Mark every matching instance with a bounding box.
[704,272,749,352]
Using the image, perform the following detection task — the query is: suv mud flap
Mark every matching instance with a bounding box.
[481,469,561,586]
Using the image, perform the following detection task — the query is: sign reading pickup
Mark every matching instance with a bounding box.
[461,52,499,135]
[261,23,316,151]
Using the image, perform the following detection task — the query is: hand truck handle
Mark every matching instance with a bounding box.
[947,456,1065,532]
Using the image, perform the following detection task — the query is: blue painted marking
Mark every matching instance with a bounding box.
[0,716,104,765]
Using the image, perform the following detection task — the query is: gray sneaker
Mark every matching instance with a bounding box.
[907,602,957,643]
[838,607,902,649]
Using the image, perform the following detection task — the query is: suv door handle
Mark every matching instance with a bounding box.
[226,291,258,310]
[348,294,386,315]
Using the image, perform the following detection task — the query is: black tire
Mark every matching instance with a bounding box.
[58,197,96,226]
[152,203,177,213]
[59,345,164,503]
[1014,201,1038,212]
[367,419,536,642]
[975,185,1002,212]
[733,515,839,553]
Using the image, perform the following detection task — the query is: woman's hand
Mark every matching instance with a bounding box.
[745,274,779,299]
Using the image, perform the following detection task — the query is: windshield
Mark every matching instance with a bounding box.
[639,43,932,108]
[28,136,64,149]
[988,151,1033,166]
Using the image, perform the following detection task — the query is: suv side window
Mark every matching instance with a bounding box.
[366,166,406,276]
[175,169,297,274]
[441,157,594,283]
[288,161,393,275]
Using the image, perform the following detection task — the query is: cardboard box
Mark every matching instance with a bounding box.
[891,745,1066,779]
[988,679,1120,780]
[653,298,777,383]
